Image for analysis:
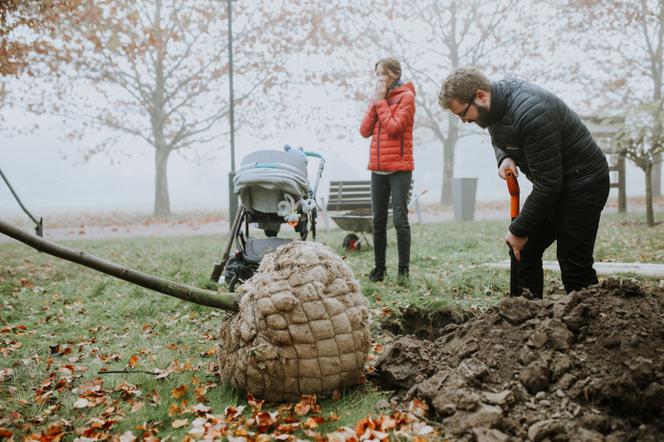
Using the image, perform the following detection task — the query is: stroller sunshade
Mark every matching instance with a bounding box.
[234,150,311,215]
[242,237,293,264]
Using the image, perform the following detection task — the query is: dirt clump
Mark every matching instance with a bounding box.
[374,278,664,441]
[381,304,471,340]
[218,241,370,402]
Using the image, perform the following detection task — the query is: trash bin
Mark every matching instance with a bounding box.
[452,177,478,221]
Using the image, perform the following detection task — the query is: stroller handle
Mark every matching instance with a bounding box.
[303,151,325,199]
[303,151,324,160]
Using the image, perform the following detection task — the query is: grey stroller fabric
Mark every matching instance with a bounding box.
[234,150,311,214]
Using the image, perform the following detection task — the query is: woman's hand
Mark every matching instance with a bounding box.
[374,79,387,101]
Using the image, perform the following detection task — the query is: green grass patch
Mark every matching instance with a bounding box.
[0,212,662,438]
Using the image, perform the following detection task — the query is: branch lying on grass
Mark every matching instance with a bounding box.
[0,219,240,311]
[98,370,160,375]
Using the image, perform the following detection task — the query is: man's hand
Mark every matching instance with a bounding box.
[505,230,528,262]
[374,79,387,101]
[498,158,518,180]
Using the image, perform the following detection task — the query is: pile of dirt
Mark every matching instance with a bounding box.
[374,278,664,441]
[218,241,370,402]
[381,305,472,340]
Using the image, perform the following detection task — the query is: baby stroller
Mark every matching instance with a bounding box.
[210,145,325,291]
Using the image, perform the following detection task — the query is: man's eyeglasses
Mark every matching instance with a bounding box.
[457,91,477,119]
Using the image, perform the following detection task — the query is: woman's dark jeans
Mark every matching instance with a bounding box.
[371,171,411,269]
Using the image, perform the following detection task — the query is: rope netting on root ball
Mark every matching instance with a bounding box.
[218,241,371,402]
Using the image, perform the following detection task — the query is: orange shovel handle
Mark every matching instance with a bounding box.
[505,170,520,220]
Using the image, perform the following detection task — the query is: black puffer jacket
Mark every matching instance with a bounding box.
[488,79,609,237]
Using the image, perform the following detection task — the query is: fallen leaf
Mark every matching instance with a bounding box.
[302,417,319,429]
[194,386,207,402]
[247,393,264,413]
[172,418,189,429]
[171,385,187,399]
[114,382,141,399]
[73,398,91,409]
[119,430,136,442]
[128,355,139,368]
[412,421,434,436]
[255,410,276,431]
[192,403,211,414]
[168,403,181,416]
[355,417,376,436]
[201,346,217,356]
[294,395,319,416]
[379,416,397,431]
[408,399,428,417]
[224,405,245,421]
[154,367,174,379]
[0,368,14,382]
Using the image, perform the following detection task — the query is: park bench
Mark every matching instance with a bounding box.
[583,116,627,212]
[325,179,418,251]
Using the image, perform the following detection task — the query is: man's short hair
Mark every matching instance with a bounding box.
[439,67,491,109]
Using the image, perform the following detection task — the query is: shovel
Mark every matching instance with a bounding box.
[504,170,520,296]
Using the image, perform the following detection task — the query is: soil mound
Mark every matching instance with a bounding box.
[375,278,664,441]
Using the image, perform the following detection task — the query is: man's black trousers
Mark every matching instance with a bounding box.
[517,174,610,296]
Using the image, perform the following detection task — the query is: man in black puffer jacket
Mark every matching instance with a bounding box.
[439,67,609,297]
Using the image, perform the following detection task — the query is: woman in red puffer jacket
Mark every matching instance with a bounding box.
[359,57,416,283]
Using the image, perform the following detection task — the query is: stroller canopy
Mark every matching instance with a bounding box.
[234,149,311,214]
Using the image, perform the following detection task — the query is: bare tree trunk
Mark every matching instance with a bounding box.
[154,148,171,217]
[440,115,459,205]
[0,219,240,311]
[645,163,655,227]
[151,0,170,218]
[653,153,662,198]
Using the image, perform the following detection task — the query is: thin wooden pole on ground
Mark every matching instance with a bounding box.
[0,219,240,311]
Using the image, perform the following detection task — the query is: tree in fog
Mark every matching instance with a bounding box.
[18,0,310,216]
[564,0,664,198]
[312,0,547,205]
[616,102,664,226]
[0,0,81,105]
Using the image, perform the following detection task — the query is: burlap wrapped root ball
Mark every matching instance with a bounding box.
[219,241,371,402]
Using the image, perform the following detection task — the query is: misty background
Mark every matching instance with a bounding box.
[1,0,662,218]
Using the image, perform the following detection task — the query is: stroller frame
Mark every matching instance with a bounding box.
[210,149,325,291]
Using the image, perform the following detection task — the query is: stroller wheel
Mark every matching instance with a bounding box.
[342,233,361,251]
[224,257,247,292]
[228,275,240,292]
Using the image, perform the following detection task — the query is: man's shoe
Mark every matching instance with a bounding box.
[369,266,386,282]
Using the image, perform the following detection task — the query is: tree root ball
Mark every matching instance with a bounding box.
[218,241,371,401]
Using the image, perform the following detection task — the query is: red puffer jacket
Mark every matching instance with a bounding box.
[359,82,416,171]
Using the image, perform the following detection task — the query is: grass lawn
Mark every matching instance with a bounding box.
[0,213,662,439]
